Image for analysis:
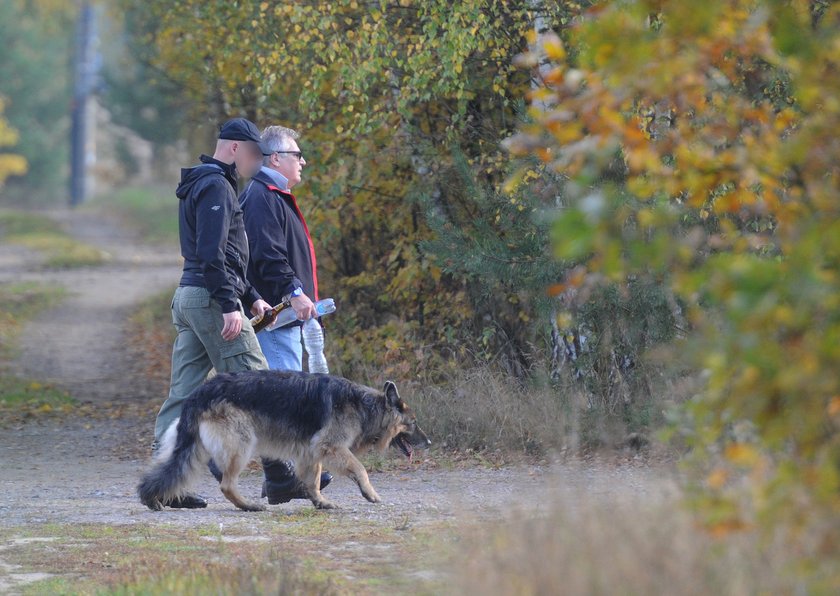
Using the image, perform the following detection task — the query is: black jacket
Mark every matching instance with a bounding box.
[239,169,318,314]
[177,154,261,313]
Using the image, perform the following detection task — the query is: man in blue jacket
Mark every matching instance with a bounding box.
[152,118,274,508]
[240,125,332,504]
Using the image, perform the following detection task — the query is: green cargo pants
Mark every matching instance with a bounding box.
[153,286,268,443]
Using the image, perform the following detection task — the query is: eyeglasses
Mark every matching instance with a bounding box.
[274,150,304,161]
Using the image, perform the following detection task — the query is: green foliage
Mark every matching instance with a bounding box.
[570,280,676,417]
[418,153,565,373]
[99,5,191,147]
[114,0,593,379]
[508,0,840,586]
[0,0,74,200]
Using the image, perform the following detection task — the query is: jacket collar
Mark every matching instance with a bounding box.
[252,168,291,195]
[259,165,289,190]
[199,154,238,188]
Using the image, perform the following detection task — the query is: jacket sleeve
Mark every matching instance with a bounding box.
[243,187,302,300]
[194,179,239,313]
[240,280,261,312]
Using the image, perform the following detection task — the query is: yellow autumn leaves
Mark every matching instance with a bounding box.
[0,98,27,188]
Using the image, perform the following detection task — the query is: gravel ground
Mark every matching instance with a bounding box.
[0,416,675,530]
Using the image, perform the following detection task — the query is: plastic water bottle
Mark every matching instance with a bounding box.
[313,298,336,317]
[302,318,329,373]
[266,298,336,331]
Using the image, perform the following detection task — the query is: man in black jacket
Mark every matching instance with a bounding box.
[240,124,332,504]
[151,118,273,508]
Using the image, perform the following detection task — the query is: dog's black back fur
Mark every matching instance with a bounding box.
[180,370,378,441]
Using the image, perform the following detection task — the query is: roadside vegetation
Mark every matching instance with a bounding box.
[0,210,106,268]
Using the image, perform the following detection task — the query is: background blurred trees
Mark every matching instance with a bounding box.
[0,0,74,199]
[99,3,190,153]
[0,99,27,188]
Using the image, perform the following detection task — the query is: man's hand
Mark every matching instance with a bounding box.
[290,294,317,321]
[221,311,243,341]
[250,299,272,317]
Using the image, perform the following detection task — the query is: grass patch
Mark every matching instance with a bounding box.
[3,494,825,595]
[0,281,67,359]
[452,496,824,595]
[0,376,73,410]
[0,210,107,268]
[99,557,341,596]
[93,186,179,243]
[1,518,447,596]
[0,281,74,412]
[408,367,579,455]
[404,366,672,459]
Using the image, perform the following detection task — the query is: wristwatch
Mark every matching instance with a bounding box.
[284,287,303,302]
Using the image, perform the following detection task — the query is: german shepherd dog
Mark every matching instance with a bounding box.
[138,370,431,511]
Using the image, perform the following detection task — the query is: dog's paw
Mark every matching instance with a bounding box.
[239,501,267,512]
[362,490,381,504]
[143,498,163,511]
[314,499,338,510]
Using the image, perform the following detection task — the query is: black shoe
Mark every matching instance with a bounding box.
[161,493,208,509]
[262,472,333,505]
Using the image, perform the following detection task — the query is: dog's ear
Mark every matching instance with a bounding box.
[384,381,400,407]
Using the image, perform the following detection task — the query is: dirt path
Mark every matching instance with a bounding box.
[0,208,181,400]
[0,208,679,594]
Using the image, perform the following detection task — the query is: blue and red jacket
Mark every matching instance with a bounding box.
[239,168,318,325]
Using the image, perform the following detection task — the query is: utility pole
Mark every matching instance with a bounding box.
[69,1,96,207]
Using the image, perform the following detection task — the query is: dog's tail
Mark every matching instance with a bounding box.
[137,403,207,510]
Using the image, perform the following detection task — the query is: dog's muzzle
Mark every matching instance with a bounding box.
[390,430,432,459]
